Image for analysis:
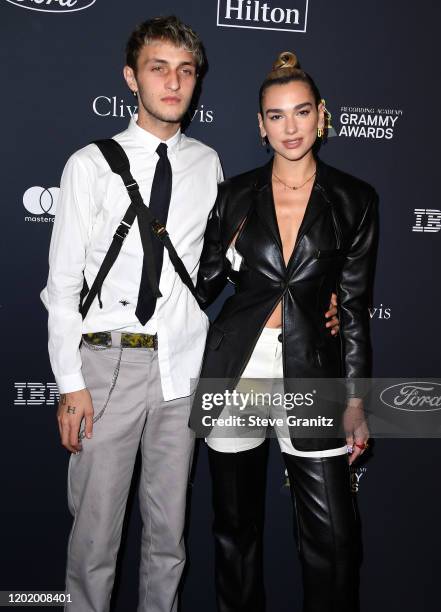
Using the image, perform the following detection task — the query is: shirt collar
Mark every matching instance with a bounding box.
[127,113,182,156]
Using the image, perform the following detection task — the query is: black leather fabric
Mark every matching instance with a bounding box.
[191,156,378,451]
[283,452,360,611]
[208,443,268,612]
[208,443,360,612]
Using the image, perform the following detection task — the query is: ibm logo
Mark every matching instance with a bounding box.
[412,209,441,233]
[217,0,309,33]
[14,383,59,406]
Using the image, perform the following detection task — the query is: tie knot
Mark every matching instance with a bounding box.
[156,142,168,158]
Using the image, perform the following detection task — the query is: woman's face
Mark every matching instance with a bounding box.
[258,80,324,162]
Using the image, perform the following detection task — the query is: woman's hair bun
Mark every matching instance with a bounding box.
[272,51,299,71]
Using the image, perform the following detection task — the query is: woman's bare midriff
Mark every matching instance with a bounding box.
[265,305,283,328]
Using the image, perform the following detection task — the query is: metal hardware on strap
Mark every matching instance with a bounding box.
[115,221,131,240]
[125,181,139,192]
[151,219,168,237]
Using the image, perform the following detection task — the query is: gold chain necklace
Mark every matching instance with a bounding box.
[272,167,316,191]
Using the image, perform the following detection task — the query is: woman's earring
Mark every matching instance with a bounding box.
[261,135,267,147]
[317,127,323,138]
[320,98,333,131]
[133,90,138,98]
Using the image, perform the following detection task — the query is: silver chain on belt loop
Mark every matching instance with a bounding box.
[78,343,124,441]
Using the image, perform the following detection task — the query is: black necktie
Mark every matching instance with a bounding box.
[135,142,172,325]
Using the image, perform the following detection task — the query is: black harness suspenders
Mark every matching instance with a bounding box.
[79,138,197,320]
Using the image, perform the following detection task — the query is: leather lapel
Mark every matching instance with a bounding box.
[287,158,332,273]
[252,157,332,272]
[291,182,330,252]
[253,158,283,253]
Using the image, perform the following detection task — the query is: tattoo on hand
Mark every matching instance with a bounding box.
[60,394,67,405]
[67,406,76,415]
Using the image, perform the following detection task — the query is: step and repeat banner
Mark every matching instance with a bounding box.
[1,1,440,611]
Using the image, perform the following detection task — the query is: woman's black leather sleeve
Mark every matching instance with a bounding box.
[337,188,379,393]
[196,184,231,309]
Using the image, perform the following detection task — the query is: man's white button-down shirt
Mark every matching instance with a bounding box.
[41,115,223,399]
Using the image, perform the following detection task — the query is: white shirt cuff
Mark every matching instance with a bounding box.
[56,372,86,394]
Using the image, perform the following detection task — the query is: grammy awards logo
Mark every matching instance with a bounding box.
[338,106,403,140]
[217,0,309,33]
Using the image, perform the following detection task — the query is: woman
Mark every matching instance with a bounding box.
[191,52,378,611]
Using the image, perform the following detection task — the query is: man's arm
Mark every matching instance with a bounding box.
[41,152,95,452]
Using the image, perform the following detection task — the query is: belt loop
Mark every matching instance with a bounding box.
[110,331,122,348]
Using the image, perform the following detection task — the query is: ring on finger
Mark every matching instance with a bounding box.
[354,441,369,450]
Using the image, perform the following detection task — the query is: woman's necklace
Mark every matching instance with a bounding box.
[272,167,316,191]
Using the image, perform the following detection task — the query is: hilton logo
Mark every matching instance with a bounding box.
[217,0,309,33]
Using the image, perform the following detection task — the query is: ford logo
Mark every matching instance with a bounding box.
[5,0,97,13]
[380,382,441,412]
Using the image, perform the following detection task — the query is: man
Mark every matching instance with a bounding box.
[41,14,339,612]
[41,16,222,612]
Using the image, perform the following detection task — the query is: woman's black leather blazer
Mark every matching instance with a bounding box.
[190,156,379,451]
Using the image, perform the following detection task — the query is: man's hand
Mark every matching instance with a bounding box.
[343,398,369,466]
[57,389,94,453]
[325,292,340,335]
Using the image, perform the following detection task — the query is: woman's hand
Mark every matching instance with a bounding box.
[343,398,369,465]
[325,292,339,335]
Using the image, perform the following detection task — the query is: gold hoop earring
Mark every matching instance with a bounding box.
[317,127,323,138]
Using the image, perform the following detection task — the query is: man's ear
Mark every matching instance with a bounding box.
[123,65,137,94]
[257,112,266,138]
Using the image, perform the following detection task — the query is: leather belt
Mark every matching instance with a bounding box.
[82,331,158,350]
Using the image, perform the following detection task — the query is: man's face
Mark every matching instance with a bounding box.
[124,40,198,125]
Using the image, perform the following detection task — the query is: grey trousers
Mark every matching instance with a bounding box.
[64,338,196,612]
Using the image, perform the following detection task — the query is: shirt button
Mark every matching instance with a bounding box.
[278,333,282,343]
